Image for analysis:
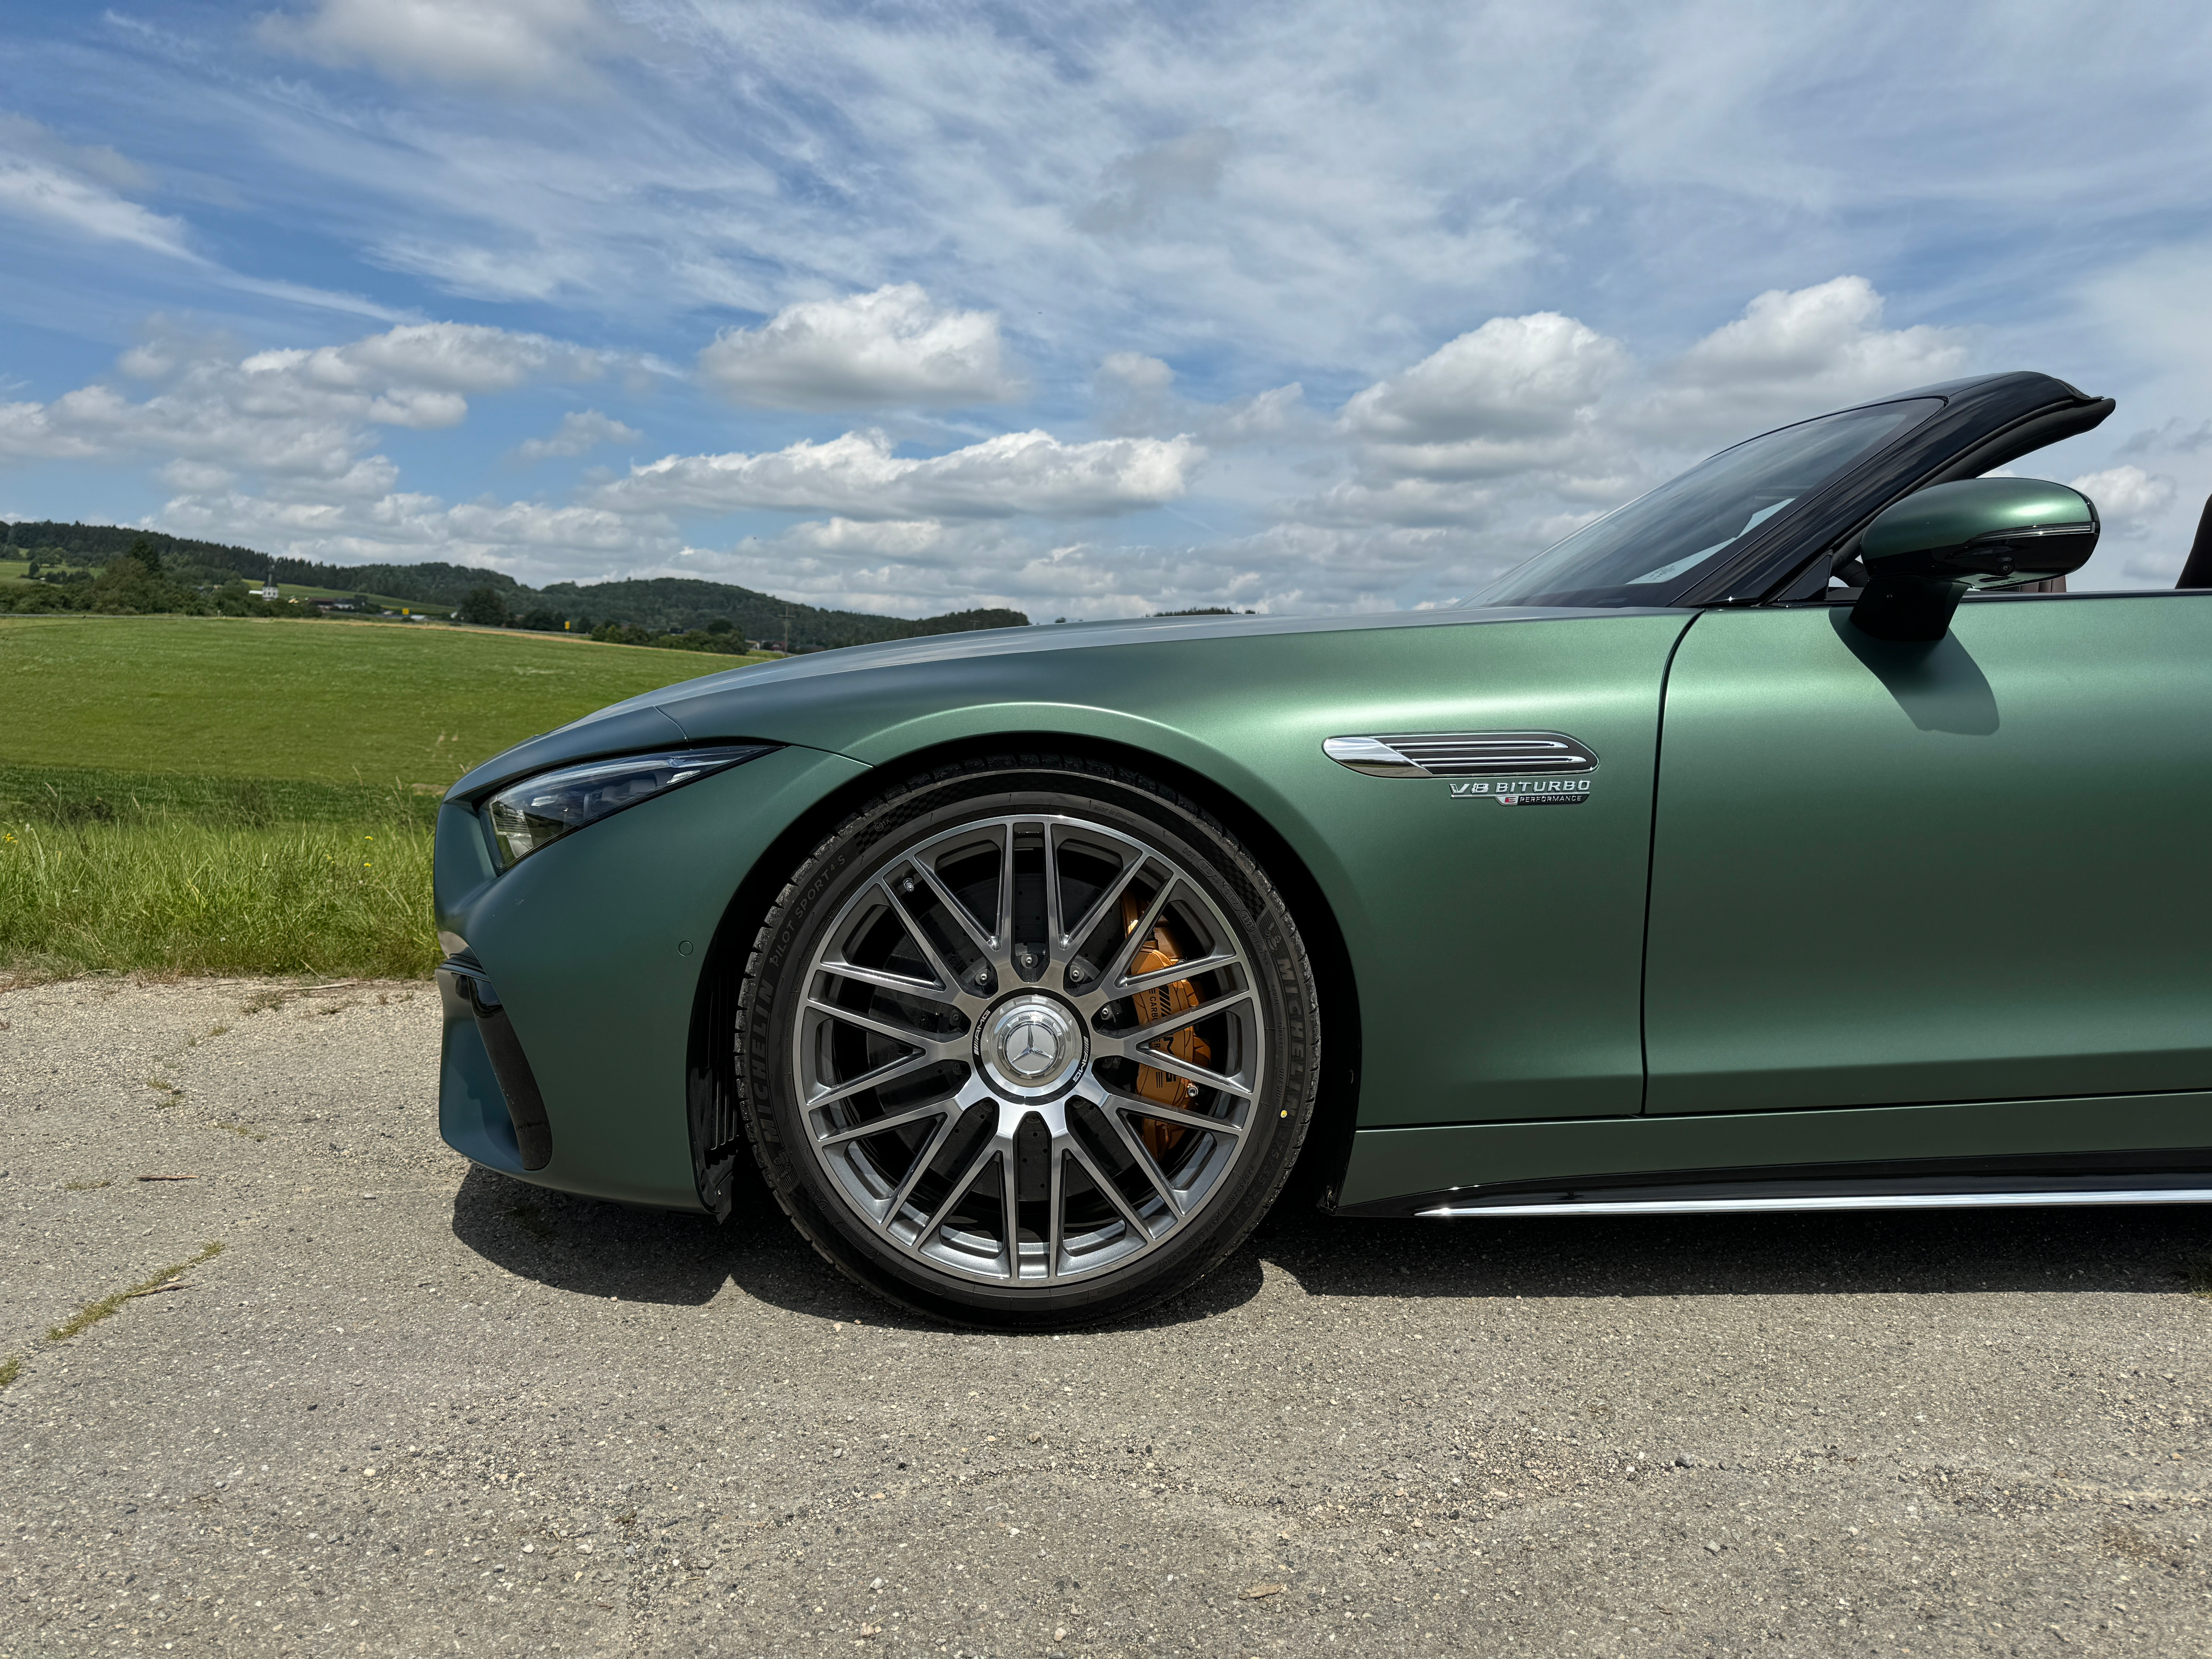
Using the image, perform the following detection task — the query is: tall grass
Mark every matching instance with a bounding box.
[0,761,440,831]
[0,615,757,981]
[0,817,438,979]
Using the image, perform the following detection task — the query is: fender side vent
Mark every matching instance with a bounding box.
[1324,731,1598,778]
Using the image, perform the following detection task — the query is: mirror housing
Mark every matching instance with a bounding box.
[1849,477,2099,642]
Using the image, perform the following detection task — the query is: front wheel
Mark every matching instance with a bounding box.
[735,757,1321,1328]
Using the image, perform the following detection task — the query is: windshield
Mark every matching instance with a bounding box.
[1470,398,1941,608]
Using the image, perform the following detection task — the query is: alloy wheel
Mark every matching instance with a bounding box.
[791,812,1266,1286]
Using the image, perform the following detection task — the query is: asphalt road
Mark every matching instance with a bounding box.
[3,976,2209,1658]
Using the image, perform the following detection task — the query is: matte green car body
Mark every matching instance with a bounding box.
[433,371,2212,1226]
[434,592,2212,1218]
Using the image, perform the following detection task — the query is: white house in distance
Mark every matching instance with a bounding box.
[259,575,279,601]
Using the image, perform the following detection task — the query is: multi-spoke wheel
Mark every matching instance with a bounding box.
[737,757,1321,1328]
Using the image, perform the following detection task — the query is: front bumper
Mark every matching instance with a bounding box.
[436,953,553,1171]
[431,742,871,1210]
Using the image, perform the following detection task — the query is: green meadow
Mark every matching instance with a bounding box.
[0,615,770,979]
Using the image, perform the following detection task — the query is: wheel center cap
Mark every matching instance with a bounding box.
[981,994,1083,1096]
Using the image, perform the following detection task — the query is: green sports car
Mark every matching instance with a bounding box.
[433,369,2212,1327]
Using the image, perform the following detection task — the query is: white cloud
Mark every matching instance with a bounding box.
[1077,128,1235,236]
[1641,277,1971,437]
[1335,313,1628,491]
[0,117,195,261]
[1099,352,1175,396]
[1097,353,1307,447]
[679,518,1055,617]
[160,484,673,577]
[2070,464,2176,539]
[24,259,2192,615]
[259,0,616,92]
[668,512,1522,622]
[244,322,610,395]
[1342,313,1628,446]
[1202,384,1306,445]
[697,285,1020,411]
[11,0,2207,609]
[0,321,622,487]
[510,409,641,464]
[3,277,2023,613]
[1094,352,1176,433]
[597,429,1201,520]
[1301,279,1977,536]
[118,267,2022,616]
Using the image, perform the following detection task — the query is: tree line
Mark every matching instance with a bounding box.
[0,522,1027,647]
[0,538,326,618]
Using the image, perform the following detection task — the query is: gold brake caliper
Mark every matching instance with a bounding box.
[1121,892,1211,1160]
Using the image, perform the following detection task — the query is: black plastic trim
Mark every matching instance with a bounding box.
[440,955,554,1171]
[686,911,749,1221]
[1673,373,2111,609]
[2180,493,2212,590]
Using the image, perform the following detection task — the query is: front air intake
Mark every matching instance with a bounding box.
[439,953,553,1170]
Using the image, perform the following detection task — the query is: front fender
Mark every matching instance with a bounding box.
[665,613,1691,1129]
[433,742,870,1209]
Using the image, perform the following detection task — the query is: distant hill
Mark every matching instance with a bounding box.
[0,521,1027,650]
[533,577,1022,647]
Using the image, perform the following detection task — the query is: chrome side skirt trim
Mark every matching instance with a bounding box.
[1417,1188,2212,1218]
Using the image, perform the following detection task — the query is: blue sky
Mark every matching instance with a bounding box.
[3,0,2209,617]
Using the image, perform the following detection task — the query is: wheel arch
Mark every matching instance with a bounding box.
[684,730,1364,1220]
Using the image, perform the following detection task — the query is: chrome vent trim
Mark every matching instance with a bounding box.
[1323,730,1599,779]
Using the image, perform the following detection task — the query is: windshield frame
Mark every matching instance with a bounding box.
[1468,397,1949,611]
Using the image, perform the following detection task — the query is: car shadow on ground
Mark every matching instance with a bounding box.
[451,1162,2212,1333]
[1247,1202,2212,1304]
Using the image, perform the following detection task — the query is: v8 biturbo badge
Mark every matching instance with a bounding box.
[1450,777,1591,805]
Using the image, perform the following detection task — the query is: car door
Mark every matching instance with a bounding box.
[1643,590,2212,1114]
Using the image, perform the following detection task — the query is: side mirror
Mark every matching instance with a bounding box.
[1849,477,2099,642]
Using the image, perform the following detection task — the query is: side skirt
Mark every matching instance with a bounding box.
[1417,1178,2212,1219]
[1331,1092,2212,1217]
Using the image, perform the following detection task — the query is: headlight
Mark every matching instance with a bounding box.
[483,745,774,871]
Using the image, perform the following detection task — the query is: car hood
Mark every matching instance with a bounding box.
[448,604,1680,799]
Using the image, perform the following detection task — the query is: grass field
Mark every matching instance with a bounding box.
[2,614,763,786]
[263,582,455,615]
[0,615,773,979]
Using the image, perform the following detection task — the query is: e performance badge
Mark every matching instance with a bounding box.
[1450,778,1590,806]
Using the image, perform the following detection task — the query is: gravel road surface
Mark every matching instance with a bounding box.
[3,975,2209,1657]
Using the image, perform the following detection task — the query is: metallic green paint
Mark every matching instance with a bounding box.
[1861,477,2094,563]
[1647,595,2212,1113]
[1336,1089,2212,1210]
